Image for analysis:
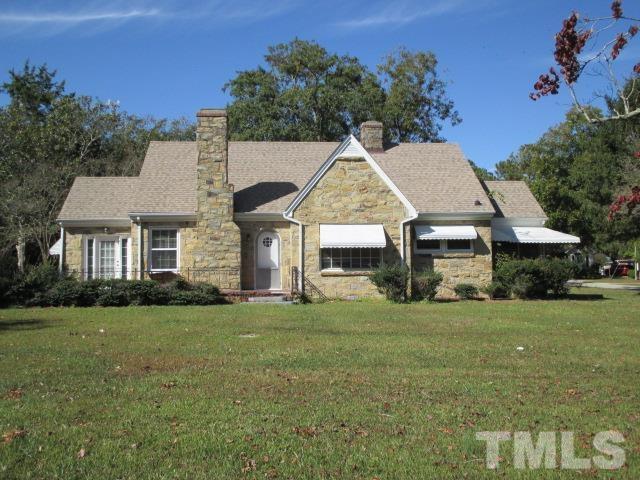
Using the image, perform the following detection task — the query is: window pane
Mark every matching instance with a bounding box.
[99,240,116,279]
[121,238,128,278]
[371,249,381,268]
[152,250,177,270]
[447,239,471,251]
[152,229,177,249]
[417,239,441,250]
[321,249,331,270]
[87,238,94,279]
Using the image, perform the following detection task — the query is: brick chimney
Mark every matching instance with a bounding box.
[360,121,384,152]
[192,108,241,289]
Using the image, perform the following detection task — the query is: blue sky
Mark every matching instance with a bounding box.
[1,0,638,171]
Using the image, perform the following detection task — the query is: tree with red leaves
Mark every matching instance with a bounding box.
[532,1,640,123]
[533,2,640,226]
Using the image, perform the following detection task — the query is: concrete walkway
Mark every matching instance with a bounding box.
[567,280,640,291]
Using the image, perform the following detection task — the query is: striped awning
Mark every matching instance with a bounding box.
[492,226,580,244]
[414,225,478,240]
[319,224,386,248]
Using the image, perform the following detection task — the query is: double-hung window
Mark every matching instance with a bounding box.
[149,228,179,272]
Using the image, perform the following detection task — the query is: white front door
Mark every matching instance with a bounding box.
[256,232,280,290]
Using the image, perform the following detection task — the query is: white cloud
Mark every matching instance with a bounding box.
[335,0,495,29]
[0,9,161,25]
[0,0,297,37]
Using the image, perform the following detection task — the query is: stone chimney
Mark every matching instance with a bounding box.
[360,121,384,152]
[196,109,228,187]
[191,108,241,288]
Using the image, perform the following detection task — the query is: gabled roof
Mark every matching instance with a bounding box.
[483,180,547,219]
[58,139,496,222]
[57,177,139,221]
[284,135,417,217]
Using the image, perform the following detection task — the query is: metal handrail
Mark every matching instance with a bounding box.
[291,266,328,301]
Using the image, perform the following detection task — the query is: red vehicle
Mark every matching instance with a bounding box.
[600,260,634,277]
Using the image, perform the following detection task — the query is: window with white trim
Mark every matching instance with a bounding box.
[149,229,179,271]
[321,248,382,270]
[414,239,474,254]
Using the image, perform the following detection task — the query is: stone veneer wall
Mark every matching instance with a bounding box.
[237,221,294,291]
[188,109,241,289]
[293,157,409,299]
[63,227,131,276]
[411,219,493,297]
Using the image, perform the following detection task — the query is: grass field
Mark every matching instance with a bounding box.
[1,289,638,479]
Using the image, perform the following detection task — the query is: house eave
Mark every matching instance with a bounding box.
[234,212,286,222]
[57,218,131,228]
[128,212,197,222]
[415,212,495,221]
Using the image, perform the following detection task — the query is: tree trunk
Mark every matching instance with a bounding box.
[16,237,25,273]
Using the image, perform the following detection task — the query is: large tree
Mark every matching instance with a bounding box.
[0,62,194,272]
[224,39,459,143]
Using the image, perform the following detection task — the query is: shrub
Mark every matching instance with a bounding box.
[481,281,509,299]
[127,280,170,306]
[629,268,636,280]
[167,281,224,305]
[9,263,61,305]
[511,274,537,299]
[369,264,409,303]
[95,280,130,307]
[541,258,578,296]
[454,283,479,300]
[44,279,82,307]
[494,257,576,299]
[412,270,443,302]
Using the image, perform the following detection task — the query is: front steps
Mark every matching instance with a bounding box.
[222,290,293,303]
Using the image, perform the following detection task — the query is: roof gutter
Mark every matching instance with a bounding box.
[127,212,197,222]
[57,218,131,228]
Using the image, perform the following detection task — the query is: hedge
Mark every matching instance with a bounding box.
[1,264,226,308]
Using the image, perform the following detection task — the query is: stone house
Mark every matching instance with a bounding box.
[54,108,579,298]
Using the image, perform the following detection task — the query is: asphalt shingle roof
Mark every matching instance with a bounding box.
[58,140,498,220]
[483,180,547,219]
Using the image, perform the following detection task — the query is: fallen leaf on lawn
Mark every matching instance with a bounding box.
[438,427,454,435]
[6,388,22,400]
[241,458,257,473]
[2,429,27,444]
[293,426,318,437]
[161,381,177,389]
[77,448,87,459]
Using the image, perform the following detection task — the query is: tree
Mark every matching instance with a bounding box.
[0,63,195,272]
[224,39,460,143]
[496,109,640,256]
[468,160,496,181]
[378,48,460,143]
[530,1,640,224]
[531,1,640,123]
[225,39,384,142]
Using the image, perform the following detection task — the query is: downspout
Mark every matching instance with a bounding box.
[400,210,418,262]
[137,218,143,280]
[59,224,65,275]
[283,211,303,292]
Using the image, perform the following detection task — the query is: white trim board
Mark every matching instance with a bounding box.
[284,135,417,218]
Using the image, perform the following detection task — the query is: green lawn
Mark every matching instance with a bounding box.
[1,290,638,479]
